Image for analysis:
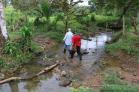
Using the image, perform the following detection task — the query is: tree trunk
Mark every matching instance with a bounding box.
[132,17,138,33]
[118,0,132,23]
[0,27,5,47]
[64,14,69,33]
[0,2,8,44]
[137,11,139,23]
[64,20,68,33]
[122,16,125,35]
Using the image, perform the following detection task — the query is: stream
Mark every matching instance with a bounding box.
[0,32,112,92]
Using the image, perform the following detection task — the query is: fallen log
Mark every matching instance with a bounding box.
[0,61,59,85]
[0,77,23,84]
[36,61,59,76]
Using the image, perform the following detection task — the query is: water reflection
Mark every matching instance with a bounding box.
[80,32,112,68]
[81,33,111,52]
[0,83,11,92]
[0,32,112,92]
[0,74,70,92]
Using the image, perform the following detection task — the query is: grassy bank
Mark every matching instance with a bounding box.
[106,32,139,61]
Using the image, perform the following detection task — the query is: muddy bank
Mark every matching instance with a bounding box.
[0,35,57,79]
[0,32,113,92]
[94,53,139,86]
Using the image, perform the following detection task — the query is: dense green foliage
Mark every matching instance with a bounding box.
[1,26,32,71]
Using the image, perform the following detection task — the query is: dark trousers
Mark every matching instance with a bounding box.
[71,46,82,60]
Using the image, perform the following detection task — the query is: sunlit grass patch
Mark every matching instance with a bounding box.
[100,84,139,92]
[71,87,93,92]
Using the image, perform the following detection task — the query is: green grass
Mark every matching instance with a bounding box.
[100,84,139,92]
[137,24,139,31]
[103,70,126,85]
[95,15,117,23]
[31,41,44,53]
[106,32,139,57]
[71,87,93,92]
[94,14,118,27]
[46,31,64,42]
[101,70,139,92]
[9,31,22,41]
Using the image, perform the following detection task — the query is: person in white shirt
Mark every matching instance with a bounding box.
[63,28,73,55]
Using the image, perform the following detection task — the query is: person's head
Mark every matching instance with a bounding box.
[68,28,71,32]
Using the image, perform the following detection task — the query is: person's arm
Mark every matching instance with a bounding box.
[79,36,81,46]
[72,36,76,51]
[63,33,67,41]
[72,37,75,46]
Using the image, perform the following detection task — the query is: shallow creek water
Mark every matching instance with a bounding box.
[0,32,112,92]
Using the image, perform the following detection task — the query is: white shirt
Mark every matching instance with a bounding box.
[63,31,73,45]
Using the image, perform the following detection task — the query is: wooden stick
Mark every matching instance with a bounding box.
[0,77,23,84]
[36,61,59,76]
[0,61,59,85]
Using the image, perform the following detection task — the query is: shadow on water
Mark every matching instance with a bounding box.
[0,32,112,92]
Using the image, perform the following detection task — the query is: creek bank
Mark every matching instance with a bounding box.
[0,32,113,92]
[0,35,58,79]
[0,62,59,84]
[81,52,139,88]
[98,52,139,85]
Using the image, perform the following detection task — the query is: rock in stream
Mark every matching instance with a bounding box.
[58,71,72,87]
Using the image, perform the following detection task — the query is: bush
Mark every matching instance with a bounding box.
[3,40,32,64]
[2,24,34,67]
[4,6,23,31]
[0,59,6,68]
[95,15,118,27]
[55,21,65,32]
[0,58,16,70]
[3,40,20,56]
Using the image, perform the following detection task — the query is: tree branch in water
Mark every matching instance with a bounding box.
[0,61,59,85]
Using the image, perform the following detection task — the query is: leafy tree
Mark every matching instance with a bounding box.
[51,0,83,32]
[90,0,139,18]
[52,12,64,30]
[34,0,53,31]
[11,0,38,10]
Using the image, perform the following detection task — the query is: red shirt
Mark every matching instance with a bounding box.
[72,35,81,46]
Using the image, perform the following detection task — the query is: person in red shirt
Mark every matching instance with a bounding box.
[70,33,82,61]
